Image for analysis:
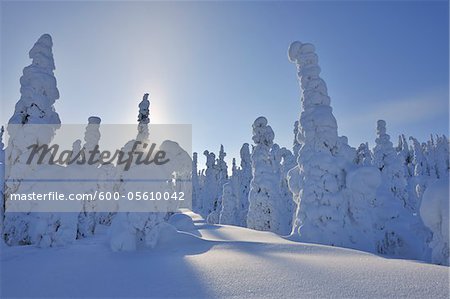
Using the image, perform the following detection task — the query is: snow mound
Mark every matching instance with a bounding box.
[154,222,208,251]
[168,213,196,232]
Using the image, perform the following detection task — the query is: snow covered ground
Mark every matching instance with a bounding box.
[1,210,448,298]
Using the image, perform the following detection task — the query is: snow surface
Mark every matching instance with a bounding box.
[1,210,448,298]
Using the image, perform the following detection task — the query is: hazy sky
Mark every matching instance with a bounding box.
[1,1,448,168]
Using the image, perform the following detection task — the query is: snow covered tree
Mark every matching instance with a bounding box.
[217,145,228,183]
[422,135,449,180]
[77,116,102,239]
[373,120,409,208]
[3,34,68,247]
[110,139,191,251]
[207,145,228,223]
[344,165,383,253]
[372,120,429,259]
[265,145,297,235]
[5,34,61,196]
[397,134,413,177]
[247,116,284,233]
[8,34,60,126]
[432,135,449,179]
[137,93,150,141]
[237,143,252,227]
[219,158,240,225]
[278,147,296,234]
[355,142,373,166]
[287,41,354,246]
[192,152,201,212]
[83,116,102,162]
[420,179,449,266]
[410,137,427,177]
[409,136,429,209]
[201,150,219,218]
[109,94,191,251]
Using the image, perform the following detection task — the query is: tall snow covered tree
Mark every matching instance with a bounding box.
[246,116,283,233]
[219,158,240,225]
[192,152,201,212]
[110,94,185,251]
[207,145,228,223]
[355,142,373,166]
[8,34,60,126]
[287,41,355,246]
[77,116,102,239]
[373,120,409,209]
[421,135,449,180]
[396,134,413,177]
[278,147,296,235]
[6,34,61,196]
[409,136,429,209]
[3,34,65,246]
[431,135,449,179]
[410,137,427,177]
[372,120,429,259]
[268,144,296,235]
[201,150,219,218]
[237,143,252,227]
[137,93,150,142]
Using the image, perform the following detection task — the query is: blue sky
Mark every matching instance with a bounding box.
[1,1,448,168]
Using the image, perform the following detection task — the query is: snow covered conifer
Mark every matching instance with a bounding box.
[373,120,409,208]
[278,147,296,235]
[287,41,353,246]
[192,152,201,212]
[408,136,429,208]
[219,158,240,225]
[237,143,252,227]
[214,146,228,215]
[9,34,60,126]
[434,135,449,179]
[201,150,219,218]
[372,121,429,259]
[77,116,102,239]
[218,145,228,181]
[137,93,150,141]
[422,135,449,180]
[109,94,190,251]
[355,142,372,166]
[83,116,102,162]
[206,145,228,224]
[4,34,65,246]
[255,143,295,235]
[6,34,61,194]
[397,134,413,177]
[246,116,282,232]
[410,137,427,177]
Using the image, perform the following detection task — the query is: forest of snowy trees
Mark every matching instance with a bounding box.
[1,34,449,266]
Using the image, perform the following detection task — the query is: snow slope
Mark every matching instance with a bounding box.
[1,210,448,298]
